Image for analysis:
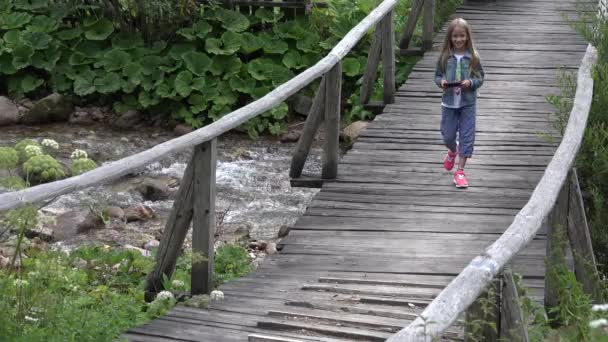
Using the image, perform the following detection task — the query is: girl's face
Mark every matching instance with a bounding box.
[451,25,468,51]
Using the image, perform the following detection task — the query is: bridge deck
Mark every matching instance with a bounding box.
[126,0,588,340]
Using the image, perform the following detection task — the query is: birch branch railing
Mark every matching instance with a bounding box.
[386,43,598,342]
[0,0,434,297]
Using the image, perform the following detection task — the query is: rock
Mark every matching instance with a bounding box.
[278,225,290,238]
[124,244,151,257]
[104,206,125,221]
[135,178,172,201]
[0,255,9,268]
[265,242,277,255]
[21,93,73,124]
[51,209,104,241]
[124,204,155,222]
[144,240,160,251]
[18,98,34,109]
[24,225,54,242]
[113,110,143,130]
[174,124,193,136]
[69,106,105,125]
[0,96,19,126]
[248,240,267,250]
[280,131,301,143]
[342,121,370,143]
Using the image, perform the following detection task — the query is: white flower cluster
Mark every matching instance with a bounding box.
[70,149,87,160]
[13,279,29,287]
[589,318,608,329]
[41,139,59,150]
[24,145,43,158]
[592,304,608,312]
[210,290,224,301]
[171,280,185,290]
[156,290,174,301]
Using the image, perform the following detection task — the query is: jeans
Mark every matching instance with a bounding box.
[441,104,476,158]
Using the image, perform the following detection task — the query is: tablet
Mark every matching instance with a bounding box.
[445,81,462,88]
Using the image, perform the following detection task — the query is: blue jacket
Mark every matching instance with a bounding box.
[434,49,485,107]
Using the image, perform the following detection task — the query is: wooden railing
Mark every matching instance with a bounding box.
[386,43,599,342]
[0,0,436,297]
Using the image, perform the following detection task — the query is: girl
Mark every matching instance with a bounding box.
[434,18,484,188]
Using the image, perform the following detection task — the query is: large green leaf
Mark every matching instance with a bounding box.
[12,45,34,69]
[192,20,212,39]
[27,15,58,33]
[21,31,51,50]
[0,54,17,74]
[3,30,21,49]
[31,45,61,71]
[141,56,163,75]
[100,49,131,71]
[188,93,208,114]
[66,65,95,82]
[216,8,250,32]
[248,58,293,84]
[156,82,177,98]
[112,32,144,50]
[182,51,212,76]
[138,91,159,108]
[209,55,241,78]
[85,18,114,40]
[0,12,32,30]
[229,76,256,95]
[213,82,238,106]
[168,43,196,60]
[123,62,144,85]
[192,77,219,99]
[239,32,263,55]
[176,27,197,41]
[205,31,241,55]
[282,50,307,69]
[259,34,288,54]
[175,70,193,97]
[342,57,361,77]
[255,8,283,24]
[94,72,122,93]
[69,52,92,66]
[73,77,95,96]
[296,34,321,53]
[20,74,44,93]
[73,40,104,58]
[56,27,82,40]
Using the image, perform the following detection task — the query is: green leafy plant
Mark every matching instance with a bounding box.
[71,158,97,175]
[22,154,65,183]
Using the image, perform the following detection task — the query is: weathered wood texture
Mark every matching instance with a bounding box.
[501,268,530,341]
[382,10,396,104]
[398,0,424,49]
[129,0,591,340]
[322,62,342,179]
[191,140,217,295]
[422,0,435,50]
[360,23,383,105]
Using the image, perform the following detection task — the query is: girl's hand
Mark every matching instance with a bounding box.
[461,80,472,88]
[440,80,448,89]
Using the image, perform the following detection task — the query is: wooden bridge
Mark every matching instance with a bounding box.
[0,0,599,341]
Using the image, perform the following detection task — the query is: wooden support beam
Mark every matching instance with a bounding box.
[464,279,499,342]
[381,9,396,105]
[567,168,601,301]
[398,47,425,56]
[398,0,423,49]
[289,175,324,188]
[145,158,196,299]
[500,267,529,341]
[422,0,435,51]
[322,62,341,180]
[289,77,326,179]
[191,139,217,295]
[360,23,383,105]
[362,101,385,114]
[544,183,569,324]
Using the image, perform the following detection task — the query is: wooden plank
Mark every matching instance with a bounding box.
[422,0,435,50]
[398,0,423,49]
[500,267,529,341]
[191,139,217,295]
[145,158,196,297]
[381,9,396,104]
[290,77,326,178]
[322,62,341,180]
[360,23,383,105]
[567,169,601,301]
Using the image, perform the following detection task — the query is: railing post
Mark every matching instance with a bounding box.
[422,0,435,51]
[322,62,341,180]
[191,139,217,295]
[500,267,529,341]
[544,182,569,324]
[381,9,395,105]
[464,279,500,342]
[567,168,602,301]
[360,23,382,105]
[290,77,326,178]
[398,0,424,49]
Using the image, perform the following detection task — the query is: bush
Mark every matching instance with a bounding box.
[22,154,65,183]
[71,158,97,175]
[0,147,19,170]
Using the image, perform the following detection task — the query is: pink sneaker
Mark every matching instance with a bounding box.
[443,149,457,171]
[454,169,468,188]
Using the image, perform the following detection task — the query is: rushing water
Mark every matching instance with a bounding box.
[1,124,321,247]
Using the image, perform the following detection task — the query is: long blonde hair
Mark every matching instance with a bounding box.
[438,18,480,75]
